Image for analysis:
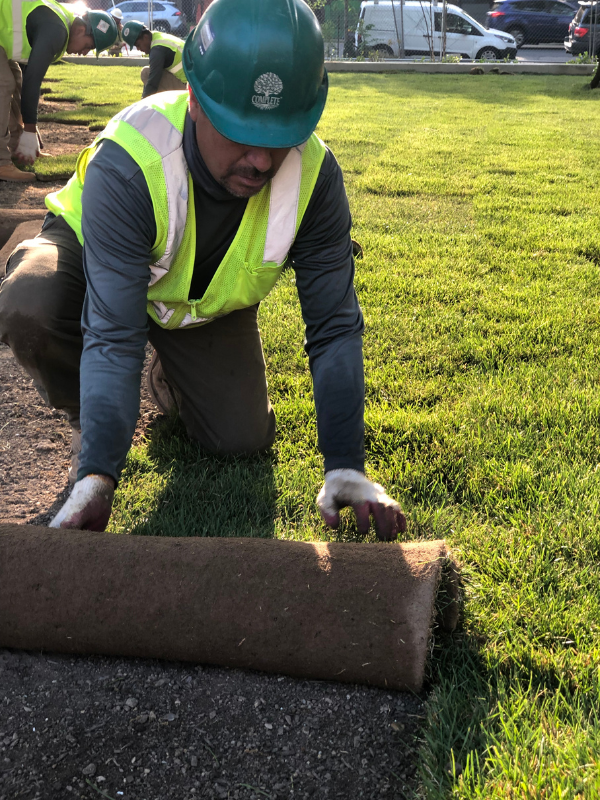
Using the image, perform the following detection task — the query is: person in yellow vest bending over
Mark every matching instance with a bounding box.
[0,1,119,182]
[0,0,407,541]
[121,21,186,97]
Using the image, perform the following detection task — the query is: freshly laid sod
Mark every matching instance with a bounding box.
[41,68,600,796]
[36,63,143,180]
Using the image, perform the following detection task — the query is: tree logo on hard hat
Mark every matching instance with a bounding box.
[252,73,283,111]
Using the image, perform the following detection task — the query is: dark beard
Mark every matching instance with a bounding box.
[219,166,274,198]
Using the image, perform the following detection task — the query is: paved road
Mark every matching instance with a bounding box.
[517,44,572,62]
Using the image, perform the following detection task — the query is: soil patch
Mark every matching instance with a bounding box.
[0,650,425,800]
[0,344,159,525]
[0,120,93,207]
[36,119,96,154]
[0,177,64,210]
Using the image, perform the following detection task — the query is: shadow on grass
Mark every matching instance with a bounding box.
[120,414,277,539]
[420,616,598,797]
[420,623,497,796]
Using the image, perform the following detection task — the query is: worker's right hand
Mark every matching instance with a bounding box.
[13,130,39,165]
[317,468,407,542]
[49,475,115,532]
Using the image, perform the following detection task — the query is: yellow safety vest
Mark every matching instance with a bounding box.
[151,31,185,83]
[0,0,75,62]
[46,92,326,329]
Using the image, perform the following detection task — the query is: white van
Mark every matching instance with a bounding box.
[355,1,518,60]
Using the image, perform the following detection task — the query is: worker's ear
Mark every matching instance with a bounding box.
[188,87,201,122]
[66,20,91,54]
[68,20,87,39]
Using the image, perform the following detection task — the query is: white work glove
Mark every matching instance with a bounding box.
[49,475,115,532]
[317,469,407,541]
[13,130,39,165]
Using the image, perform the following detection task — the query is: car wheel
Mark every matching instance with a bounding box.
[476,46,500,61]
[507,27,525,48]
[367,44,394,58]
[154,20,170,32]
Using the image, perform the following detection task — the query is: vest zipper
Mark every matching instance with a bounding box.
[190,300,199,320]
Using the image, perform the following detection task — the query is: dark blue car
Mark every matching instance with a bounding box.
[485,0,579,47]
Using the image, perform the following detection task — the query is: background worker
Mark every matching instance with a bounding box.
[108,6,124,33]
[121,21,186,96]
[0,1,119,182]
[107,7,125,56]
[0,0,407,540]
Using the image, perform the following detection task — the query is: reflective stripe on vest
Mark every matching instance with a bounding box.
[11,0,23,60]
[111,101,188,278]
[6,0,74,62]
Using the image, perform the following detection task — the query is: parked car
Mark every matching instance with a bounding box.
[564,1,600,56]
[106,0,188,35]
[485,0,579,48]
[355,1,517,61]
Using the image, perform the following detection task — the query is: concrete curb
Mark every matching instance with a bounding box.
[324,60,595,75]
[61,55,595,75]
[62,56,148,66]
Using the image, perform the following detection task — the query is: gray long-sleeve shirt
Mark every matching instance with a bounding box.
[20,6,68,125]
[142,45,175,97]
[77,114,365,482]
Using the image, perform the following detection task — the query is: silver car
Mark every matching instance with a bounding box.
[108,0,188,35]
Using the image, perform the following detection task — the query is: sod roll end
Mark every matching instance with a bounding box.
[0,525,458,691]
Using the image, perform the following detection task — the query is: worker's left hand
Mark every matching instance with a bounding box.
[49,474,115,532]
[317,468,407,541]
[13,130,39,165]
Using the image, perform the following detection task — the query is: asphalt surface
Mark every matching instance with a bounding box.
[516,44,574,62]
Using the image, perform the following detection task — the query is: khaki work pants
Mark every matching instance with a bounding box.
[140,66,186,94]
[0,217,276,454]
[0,47,24,166]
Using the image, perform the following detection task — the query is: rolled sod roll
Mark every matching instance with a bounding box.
[0,525,458,691]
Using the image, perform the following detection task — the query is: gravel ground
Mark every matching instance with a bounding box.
[0,650,425,800]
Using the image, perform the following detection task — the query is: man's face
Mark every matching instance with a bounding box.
[67,24,95,55]
[189,93,291,199]
[135,32,152,54]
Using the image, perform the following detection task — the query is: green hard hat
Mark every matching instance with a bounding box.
[182,0,328,148]
[84,10,120,56]
[121,20,148,48]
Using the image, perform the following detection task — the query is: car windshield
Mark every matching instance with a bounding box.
[457,9,486,30]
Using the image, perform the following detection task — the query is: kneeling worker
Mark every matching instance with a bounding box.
[0,1,119,182]
[121,21,186,96]
[0,0,407,540]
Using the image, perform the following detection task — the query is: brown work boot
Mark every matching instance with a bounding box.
[146,350,177,414]
[68,427,81,485]
[0,163,36,182]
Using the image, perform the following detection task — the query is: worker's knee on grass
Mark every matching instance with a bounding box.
[187,409,276,456]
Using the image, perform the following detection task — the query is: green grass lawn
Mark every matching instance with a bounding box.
[36,63,143,180]
[41,66,600,797]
